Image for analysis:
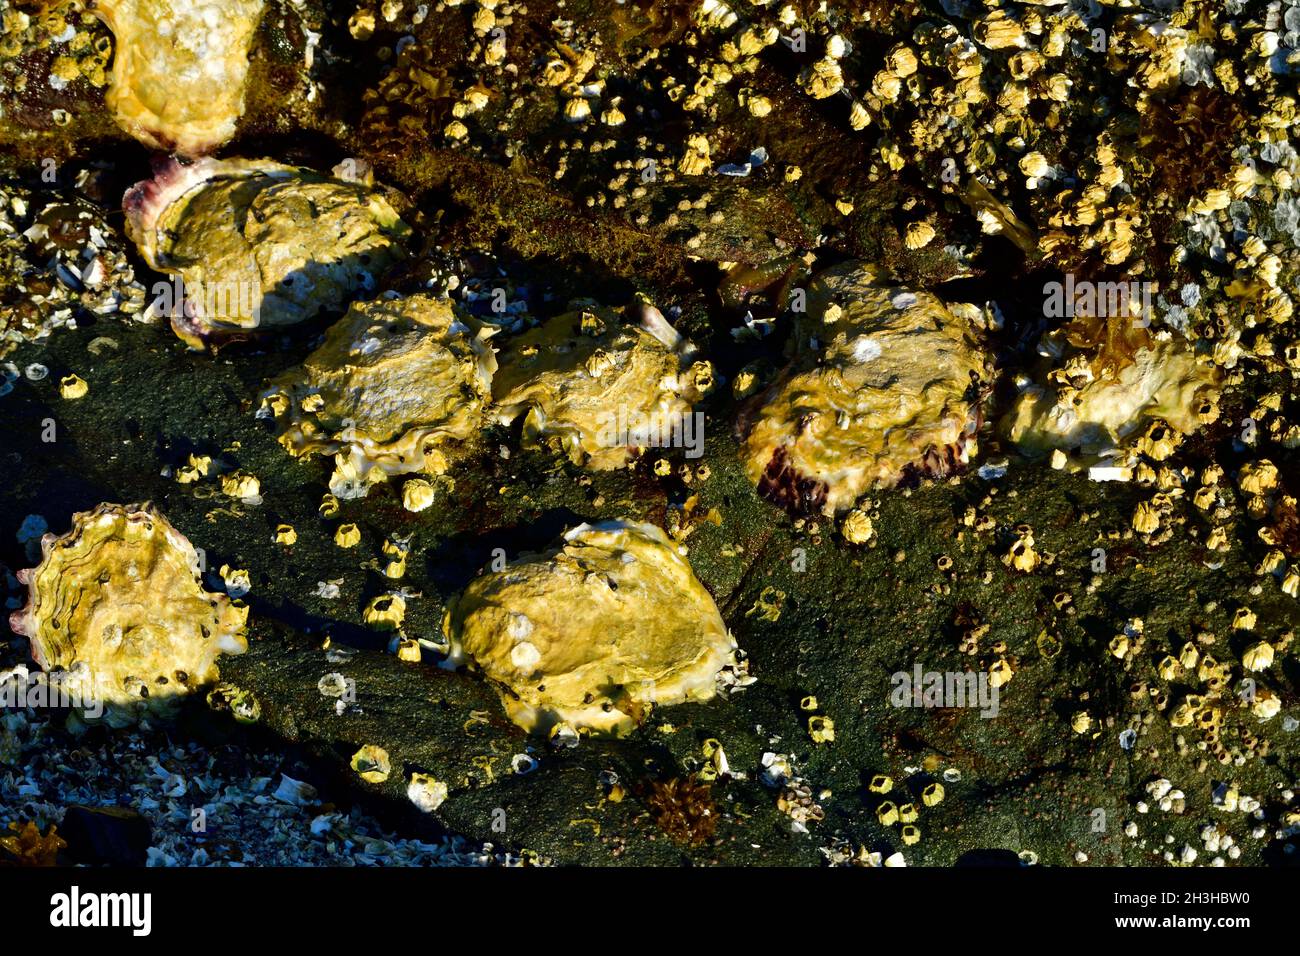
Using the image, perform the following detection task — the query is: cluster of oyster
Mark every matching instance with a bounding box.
[443,520,742,737]
[260,296,712,498]
[8,503,247,720]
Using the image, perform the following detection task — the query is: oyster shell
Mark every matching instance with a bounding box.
[124,157,410,349]
[94,0,267,156]
[443,519,739,736]
[8,502,248,715]
[1002,314,1221,465]
[260,293,497,499]
[490,302,714,470]
[740,261,991,514]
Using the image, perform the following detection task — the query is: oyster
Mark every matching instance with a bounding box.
[94,0,266,156]
[125,157,410,348]
[259,293,497,499]
[443,519,739,736]
[740,261,991,514]
[490,302,714,470]
[8,502,248,715]
[1002,314,1221,465]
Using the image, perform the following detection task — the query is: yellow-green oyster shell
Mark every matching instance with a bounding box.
[1002,317,1221,465]
[8,502,248,716]
[124,157,410,349]
[260,293,497,499]
[741,261,991,515]
[490,303,715,470]
[95,0,266,156]
[444,520,738,737]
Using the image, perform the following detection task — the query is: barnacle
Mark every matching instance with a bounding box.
[1003,314,1221,465]
[443,520,739,736]
[739,261,991,514]
[94,0,266,156]
[124,157,410,349]
[260,293,496,499]
[491,301,713,470]
[8,502,248,716]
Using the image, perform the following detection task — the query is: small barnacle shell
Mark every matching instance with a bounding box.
[491,302,710,471]
[1237,460,1278,495]
[408,773,448,812]
[124,157,410,349]
[1241,642,1273,672]
[8,503,248,716]
[261,294,496,498]
[1131,500,1161,534]
[808,715,835,743]
[443,520,739,736]
[351,745,391,784]
[59,374,88,399]
[362,593,406,631]
[841,509,875,544]
[740,262,991,515]
[94,0,266,156]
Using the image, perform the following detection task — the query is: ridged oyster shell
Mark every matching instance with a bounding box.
[740,261,991,515]
[259,293,497,499]
[490,302,714,470]
[443,520,738,736]
[8,502,248,715]
[124,157,410,349]
[94,0,266,156]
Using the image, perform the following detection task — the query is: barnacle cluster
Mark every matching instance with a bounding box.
[0,181,145,355]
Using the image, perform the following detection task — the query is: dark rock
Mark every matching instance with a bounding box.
[59,806,152,867]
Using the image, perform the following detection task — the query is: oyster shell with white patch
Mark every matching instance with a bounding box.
[259,293,497,499]
[443,520,740,736]
[740,261,991,514]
